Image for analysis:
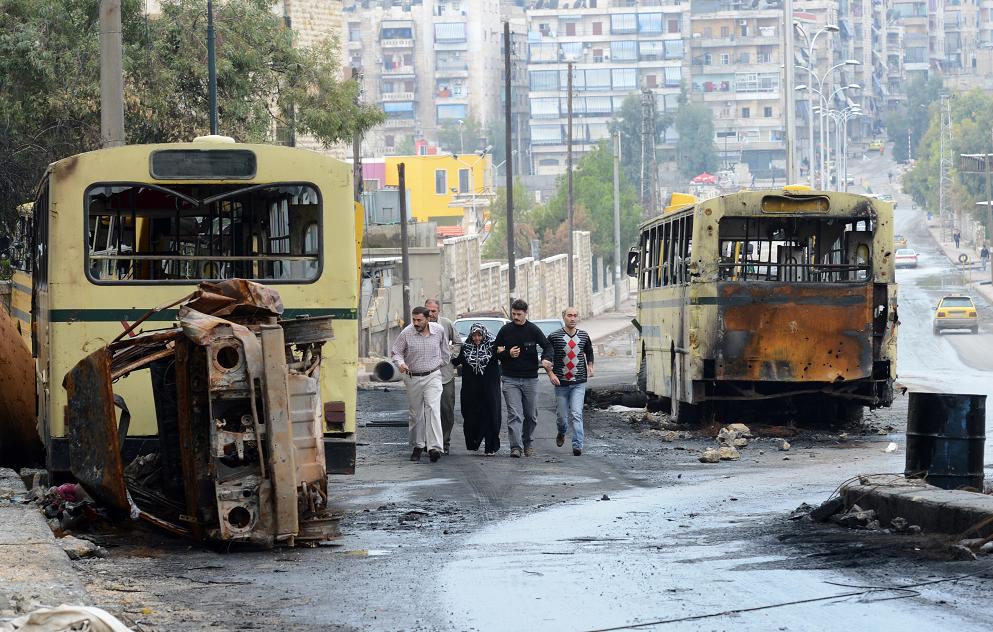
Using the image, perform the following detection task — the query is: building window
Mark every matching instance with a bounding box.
[437,104,467,120]
[529,70,560,91]
[530,97,560,118]
[664,66,681,87]
[434,22,467,42]
[721,26,730,37]
[757,51,772,63]
[738,52,750,64]
[665,40,684,59]
[645,74,658,88]
[720,53,730,65]
[458,168,470,193]
[764,106,773,117]
[610,14,637,34]
[611,40,637,61]
[704,52,713,65]
[435,170,447,195]
[742,107,750,118]
[611,68,638,90]
[592,22,603,35]
[667,18,680,34]
[349,26,362,42]
[565,21,577,36]
[531,125,563,145]
[638,13,663,34]
[385,135,395,147]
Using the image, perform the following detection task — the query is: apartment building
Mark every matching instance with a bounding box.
[343,0,503,157]
[689,0,789,177]
[524,0,689,176]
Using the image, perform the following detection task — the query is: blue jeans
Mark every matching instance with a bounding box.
[555,382,586,449]
[502,376,538,450]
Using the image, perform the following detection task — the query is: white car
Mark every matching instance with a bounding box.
[894,248,918,268]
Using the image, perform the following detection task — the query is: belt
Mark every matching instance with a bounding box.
[408,367,440,377]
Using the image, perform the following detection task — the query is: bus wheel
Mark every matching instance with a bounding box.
[637,353,647,393]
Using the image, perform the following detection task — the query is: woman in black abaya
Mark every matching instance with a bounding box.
[453,323,502,455]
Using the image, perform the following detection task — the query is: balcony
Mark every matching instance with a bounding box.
[435,63,469,78]
[382,65,416,77]
[692,35,780,48]
[383,118,415,128]
[381,92,415,102]
[381,38,414,49]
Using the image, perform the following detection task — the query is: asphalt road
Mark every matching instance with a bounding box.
[70,155,993,631]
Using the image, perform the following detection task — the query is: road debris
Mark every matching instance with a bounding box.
[835,504,878,529]
[698,449,720,463]
[57,535,107,560]
[779,440,791,451]
[717,447,741,461]
[883,442,898,453]
[0,605,133,632]
[61,280,341,548]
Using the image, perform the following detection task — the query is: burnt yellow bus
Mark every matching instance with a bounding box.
[628,188,897,423]
[10,137,360,473]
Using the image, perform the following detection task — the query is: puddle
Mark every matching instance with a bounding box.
[341,549,391,557]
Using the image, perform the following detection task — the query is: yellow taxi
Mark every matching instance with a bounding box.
[894,234,909,249]
[933,295,979,335]
[869,139,884,152]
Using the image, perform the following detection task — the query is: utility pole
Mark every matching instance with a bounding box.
[352,67,364,354]
[567,61,575,306]
[99,0,124,147]
[504,21,516,311]
[939,95,952,238]
[398,163,411,322]
[612,131,622,311]
[783,0,797,183]
[207,0,218,135]
[639,89,658,212]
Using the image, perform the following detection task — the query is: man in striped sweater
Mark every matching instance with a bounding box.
[546,306,595,456]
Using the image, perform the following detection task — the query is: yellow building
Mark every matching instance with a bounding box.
[384,154,491,227]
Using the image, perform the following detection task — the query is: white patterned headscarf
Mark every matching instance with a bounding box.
[464,323,494,375]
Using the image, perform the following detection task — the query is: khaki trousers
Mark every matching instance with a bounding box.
[404,371,444,452]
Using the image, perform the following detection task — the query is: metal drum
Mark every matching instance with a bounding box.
[905,393,986,490]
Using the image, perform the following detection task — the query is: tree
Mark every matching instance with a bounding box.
[436,116,484,155]
[0,0,384,227]
[883,74,944,163]
[530,141,642,263]
[903,89,993,232]
[395,135,415,156]
[482,179,536,260]
[674,103,718,179]
[609,94,674,198]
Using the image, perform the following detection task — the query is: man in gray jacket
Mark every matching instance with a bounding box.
[426,298,461,454]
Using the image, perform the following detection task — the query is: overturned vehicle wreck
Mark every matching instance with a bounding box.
[63,280,339,547]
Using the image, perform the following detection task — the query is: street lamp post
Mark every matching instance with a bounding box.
[797,60,861,189]
[794,24,839,188]
[457,119,465,154]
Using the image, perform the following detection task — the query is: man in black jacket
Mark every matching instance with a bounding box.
[494,299,553,458]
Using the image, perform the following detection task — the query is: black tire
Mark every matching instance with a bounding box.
[637,350,647,393]
[972,326,980,335]
[932,326,940,336]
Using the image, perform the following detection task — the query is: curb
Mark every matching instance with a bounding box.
[841,476,993,538]
[0,468,87,614]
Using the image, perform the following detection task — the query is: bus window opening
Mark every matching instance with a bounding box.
[717,217,873,283]
[85,183,321,283]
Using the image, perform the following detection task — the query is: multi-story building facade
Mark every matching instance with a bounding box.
[689,0,788,177]
[524,0,689,176]
[343,0,503,157]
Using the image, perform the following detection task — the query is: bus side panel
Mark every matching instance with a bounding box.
[10,270,33,350]
[714,282,873,382]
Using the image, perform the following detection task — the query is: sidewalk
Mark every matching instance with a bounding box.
[0,468,87,616]
[924,221,993,307]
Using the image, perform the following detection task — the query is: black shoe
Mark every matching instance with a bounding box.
[429,449,441,462]
[573,448,582,456]
[556,432,565,447]
[444,446,450,455]
[410,447,423,462]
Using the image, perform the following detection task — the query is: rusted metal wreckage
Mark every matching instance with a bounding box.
[63,280,339,547]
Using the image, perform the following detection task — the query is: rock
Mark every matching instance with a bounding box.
[883,442,898,453]
[718,446,741,461]
[980,542,993,554]
[948,544,977,561]
[716,427,736,445]
[959,538,986,549]
[58,535,106,560]
[727,423,751,437]
[810,497,845,522]
[877,428,888,435]
[789,502,814,520]
[698,449,720,463]
[838,432,848,441]
[864,519,881,530]
[732,437,749,448]
[18,468,49,490]
[906,525,923,535]
[890,516,909,532]
[779,440,791,451]
[601,494,610,501]
[837,505,877,529]
[661,431,678,442]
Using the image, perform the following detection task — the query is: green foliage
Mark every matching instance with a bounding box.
[437,116,484,155]
[531,141,643,262]
[674,103,718,179]
[482,179,536,260]
[883,74,944,163]
[395,135,415,156]
[0,0,383,227]
[608,94,674,198]
[903,89,993,231]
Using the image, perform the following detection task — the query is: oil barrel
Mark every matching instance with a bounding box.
[905,392,986,490]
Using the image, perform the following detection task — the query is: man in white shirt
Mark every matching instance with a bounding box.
[425,298,461,454]
[391,306,450,462]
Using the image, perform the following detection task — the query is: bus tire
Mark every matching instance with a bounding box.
[637,351,647,393]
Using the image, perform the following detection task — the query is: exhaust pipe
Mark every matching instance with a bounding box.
[372,360,402,382]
